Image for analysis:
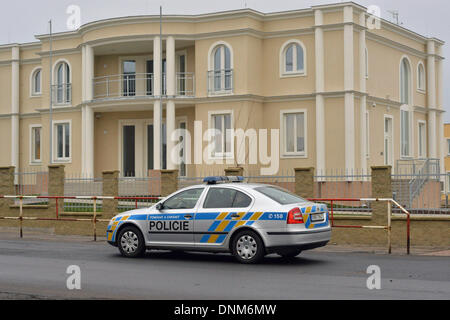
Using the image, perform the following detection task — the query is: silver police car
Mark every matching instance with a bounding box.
[107,176,331,263]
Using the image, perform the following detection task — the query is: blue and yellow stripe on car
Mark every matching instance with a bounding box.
[200,211,267,244]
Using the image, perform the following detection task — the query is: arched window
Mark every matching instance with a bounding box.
[281,40,306,76]
[208,43,233,94]
[54,61,71,104]
[417,62,426,91]
[31,68,42,96]
[400,57,411,105]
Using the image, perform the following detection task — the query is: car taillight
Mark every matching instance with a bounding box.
[287,207,304,224]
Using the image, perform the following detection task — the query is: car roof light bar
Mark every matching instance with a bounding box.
[203,176,244,184]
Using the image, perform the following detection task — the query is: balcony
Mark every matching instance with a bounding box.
[207,69,233,95]
[51,83,72,105]
[93,72,195,101]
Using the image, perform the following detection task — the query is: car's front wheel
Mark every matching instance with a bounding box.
[231,230,265,264]
[118,226,146,258]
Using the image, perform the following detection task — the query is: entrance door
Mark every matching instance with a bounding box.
[122,125,135,177]
[384,117,393,166]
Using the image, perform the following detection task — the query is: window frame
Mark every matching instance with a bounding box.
[52,59,72,105]
[417,120,427,158]
[207,41,234,96]
[208,110,234,160]
[399,56,413,106]
[52,120,72,163]
[202,187,253,209]
[280,109,308,158]
[29,124,42,165]
[30,67,42,97]
[280,39,307,78]
[161,187,205,210]
[417,61,426,93]
[446,139,450,156]
[400,106,413,159]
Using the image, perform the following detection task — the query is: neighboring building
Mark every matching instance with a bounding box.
[0,1,445,178]
[444,124,450,188]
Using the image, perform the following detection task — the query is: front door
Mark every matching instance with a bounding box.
[122,125,135,177]
[147,188,205,246]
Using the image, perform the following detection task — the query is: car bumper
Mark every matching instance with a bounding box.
[263,227,331,251]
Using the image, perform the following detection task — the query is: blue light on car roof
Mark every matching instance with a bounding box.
[203,176,244,184]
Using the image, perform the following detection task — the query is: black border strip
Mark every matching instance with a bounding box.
[267,229,330,235]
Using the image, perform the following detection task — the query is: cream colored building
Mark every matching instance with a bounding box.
[0,2,445,177]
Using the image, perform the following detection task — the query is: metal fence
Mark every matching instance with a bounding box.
[118,174,161,212]
[14,167,49,206]
[314,169,372,214]
[392,169,449,214]
[64,173,103,213]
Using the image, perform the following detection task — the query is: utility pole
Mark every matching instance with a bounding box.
[160,6,163,170]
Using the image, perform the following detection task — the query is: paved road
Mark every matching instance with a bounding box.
[0,237,449,299]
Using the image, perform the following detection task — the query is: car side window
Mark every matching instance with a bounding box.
[162,188,204,209]
[203,188,252,209]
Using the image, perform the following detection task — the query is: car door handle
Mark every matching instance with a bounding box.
[230,213,240,218]
[184,214,193,219]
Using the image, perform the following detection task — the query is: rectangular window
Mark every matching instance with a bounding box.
[31,126,42,163]
[418,122,426,158]
[447,139,450,156]
[282,111,306,156]
[122,60,136,96]
[54,122,71,161]
[401,110,411,157]
[211,113,232,157]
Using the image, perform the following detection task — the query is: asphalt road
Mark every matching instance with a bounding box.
[0,237,449,299]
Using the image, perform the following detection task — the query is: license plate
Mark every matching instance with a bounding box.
[311,213,324,222]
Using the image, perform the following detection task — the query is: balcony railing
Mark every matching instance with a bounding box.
[207,69,233,95]
[51,83,72,105]
[93,73,195,100]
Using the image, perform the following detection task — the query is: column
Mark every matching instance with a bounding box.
[437,45,445,174]
[359,12,367,173]
[427,40,437,159]
[153,36,162,170]
[314,10,325,176]
[81,45,95,175]
[11,46,19,176]
[344,6,355,173]
[166,36,176,170]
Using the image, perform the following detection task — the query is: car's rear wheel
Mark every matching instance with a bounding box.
[277,249,302,259]
[231,230,265,264]
[118,226,146,258]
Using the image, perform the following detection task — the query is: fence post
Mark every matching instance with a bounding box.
[48,165,65,216]
[371,166,392,226]
[102,170,119,218]
[0,167,15,214]
[224,167,244,176]
[294,167,315,199]
[161,170,179,197]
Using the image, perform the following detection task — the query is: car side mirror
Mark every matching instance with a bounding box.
[156,203,164,211]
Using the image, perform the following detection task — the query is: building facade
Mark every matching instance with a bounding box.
[0,2,445,177]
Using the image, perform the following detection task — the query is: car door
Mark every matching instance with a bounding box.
[194,186,253,247]
[148,187,205,247]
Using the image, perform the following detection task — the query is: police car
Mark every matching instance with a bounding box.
[107,176,331,264]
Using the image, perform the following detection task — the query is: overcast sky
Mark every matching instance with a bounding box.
[1,0,448,121]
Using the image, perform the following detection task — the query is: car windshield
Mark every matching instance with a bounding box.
[255,186,307,205]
